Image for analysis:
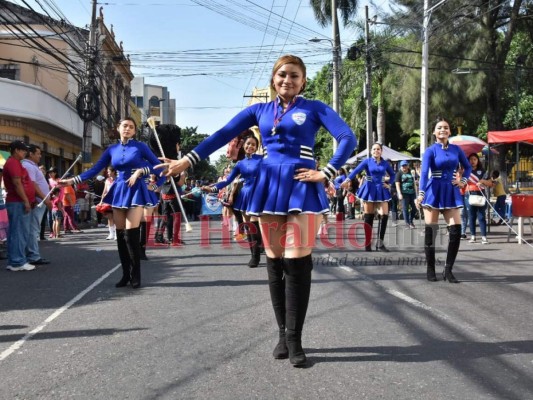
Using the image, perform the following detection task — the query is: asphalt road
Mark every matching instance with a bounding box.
[1,218,532,399]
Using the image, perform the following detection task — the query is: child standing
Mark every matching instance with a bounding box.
[491,170,507,224]
[51,187,64,238]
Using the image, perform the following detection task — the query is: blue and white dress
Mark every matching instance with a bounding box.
[72,139,166,208]
[211,154,262,212]
[419,142,472,209]
[347,157,396,202]
[184,96,357,215]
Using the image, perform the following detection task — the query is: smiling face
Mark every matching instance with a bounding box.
[118,118,137,142]
[243,137,258,155]
[271,56,307,103]
[371,143,382,159]
[433,120,451,143]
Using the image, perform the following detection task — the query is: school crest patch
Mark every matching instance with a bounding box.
[292,112,306,125]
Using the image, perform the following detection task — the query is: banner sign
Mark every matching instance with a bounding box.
[201,193,223,215]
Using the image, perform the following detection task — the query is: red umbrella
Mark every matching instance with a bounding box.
[448,135,493,155]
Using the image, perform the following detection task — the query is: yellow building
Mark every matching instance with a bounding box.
[0,2,136,174]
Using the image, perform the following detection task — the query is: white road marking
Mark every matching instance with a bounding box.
[320,253,488,337]
[0,264,120,362]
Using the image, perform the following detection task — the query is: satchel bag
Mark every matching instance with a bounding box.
[468,193,486,207]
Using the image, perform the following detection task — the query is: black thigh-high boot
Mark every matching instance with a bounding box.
[284,255,313,367]
[363,213,375,252]
[443,224,461,283]
[376,214,389,252]
[125,227,142,289]
[247,221,262,268]
[115,229,131,287]
[266,257,288,359]
[424,224,438,281]
[139,221,148,260]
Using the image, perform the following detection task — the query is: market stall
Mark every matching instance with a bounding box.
[488,126,533,243]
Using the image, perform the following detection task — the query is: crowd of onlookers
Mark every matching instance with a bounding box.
[0,139,514,272]
[0,141,110,271]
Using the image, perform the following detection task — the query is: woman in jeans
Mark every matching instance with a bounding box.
[465,153,493,245]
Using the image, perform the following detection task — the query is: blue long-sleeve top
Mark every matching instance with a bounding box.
[73,139,166,188]
[347,157,395,183]
[184,96,357,180]
[211,154,263,193]
[418,142,472,198]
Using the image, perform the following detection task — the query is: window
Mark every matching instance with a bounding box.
[0,64,19,80]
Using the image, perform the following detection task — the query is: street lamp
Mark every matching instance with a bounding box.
[309,37,340,153]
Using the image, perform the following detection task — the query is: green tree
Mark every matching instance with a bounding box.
[383,0,531,170]
[180,126,217,181]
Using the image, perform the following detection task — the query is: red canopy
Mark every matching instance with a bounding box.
[488,126,533,144]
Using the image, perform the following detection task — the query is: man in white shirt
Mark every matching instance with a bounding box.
[22,144,51,265]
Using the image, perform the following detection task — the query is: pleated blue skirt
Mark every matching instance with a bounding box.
[103,179,160,209]
[248,163,329,215]
[233,184,254,213]
[421,179,463,209]
[356,181,392,202]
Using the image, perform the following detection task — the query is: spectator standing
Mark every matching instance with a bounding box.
[62,177,81,233]
[75,179,90,224]
[99,166,116,240]
[47,167,61,236]
[38,165,49,240]
[395,160,417,229]
[465,153,491,245]
[490,170,506,224]
[50,187,64,238]
[21,144,51,265]
[3,141,36,271]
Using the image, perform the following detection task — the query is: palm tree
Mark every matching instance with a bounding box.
[310,0,359,123]
[309,0,359,28]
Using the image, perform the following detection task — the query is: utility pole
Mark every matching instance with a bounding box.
[331,0,340,153]
[77,0,99,168]
[364,5,373,158]
[419,0,430,158]
[419,0,448,158]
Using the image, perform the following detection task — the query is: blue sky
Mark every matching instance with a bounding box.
[14,0,376,157]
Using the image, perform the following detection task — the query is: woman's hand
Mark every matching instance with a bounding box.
[415,195,424,207]
[452,176,465,188]
[126,169,142,187]
[201,185,213,193]
[58,178,74,186]
[340,178,351,190]
[295,168,325,183]
[155,158,191,177]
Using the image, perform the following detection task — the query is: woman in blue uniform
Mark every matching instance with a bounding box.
[416,117,471,283]
[61,117,164,289]
[158,55,357,367]
[203,134,263,268]
[342,142,395,252]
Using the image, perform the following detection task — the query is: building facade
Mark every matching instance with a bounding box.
[0,1,135,173]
